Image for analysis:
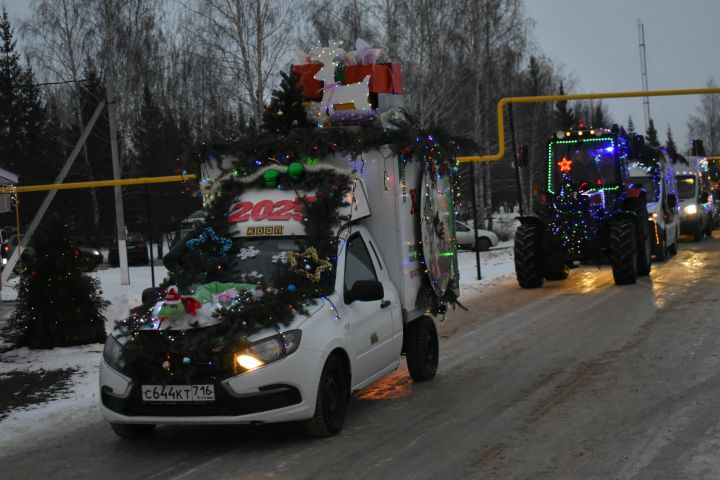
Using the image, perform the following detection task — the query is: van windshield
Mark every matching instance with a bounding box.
[676,175,696,199]
[628,176,660,202]
[209,237,333,293]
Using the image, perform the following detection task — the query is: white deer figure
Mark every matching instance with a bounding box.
[310,45,372,115]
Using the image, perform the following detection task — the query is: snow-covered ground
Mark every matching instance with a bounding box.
[0,247,514,450]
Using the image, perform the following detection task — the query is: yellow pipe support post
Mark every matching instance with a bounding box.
[0,174,198,194]
[457,87,720,163]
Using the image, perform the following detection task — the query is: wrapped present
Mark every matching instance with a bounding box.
[343,63,403,94]
[291,63,324,99]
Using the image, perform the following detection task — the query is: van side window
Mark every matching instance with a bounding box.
[344,234,378,294]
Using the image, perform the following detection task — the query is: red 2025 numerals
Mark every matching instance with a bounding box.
[228,197,316,223]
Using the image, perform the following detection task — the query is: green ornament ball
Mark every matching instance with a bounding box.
[304,157,319,166]
[287,162,305,181]
[263,169,281,188]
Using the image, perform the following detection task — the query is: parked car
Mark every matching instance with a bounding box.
[108,233,149,267]
[454,221,499,251]
[9,234,103,273]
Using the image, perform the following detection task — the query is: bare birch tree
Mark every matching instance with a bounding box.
[687,78,720,155]
[187,0,295,130]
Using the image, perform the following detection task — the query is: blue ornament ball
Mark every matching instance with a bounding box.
[287,284,297,292]
[182,356,191,365]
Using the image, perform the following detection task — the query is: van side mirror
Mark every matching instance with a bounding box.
[345,280,384,303]
[700,191,709,204]
[667,194,677,209]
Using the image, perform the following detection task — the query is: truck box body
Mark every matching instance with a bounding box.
[324,147,428,321]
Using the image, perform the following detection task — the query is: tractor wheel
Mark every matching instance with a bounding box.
[514,223,544,289]
[543,235,569,281]
[637,218,652,277]
[610,218,638,285]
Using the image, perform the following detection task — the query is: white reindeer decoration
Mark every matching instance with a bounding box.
[310,44,372,116]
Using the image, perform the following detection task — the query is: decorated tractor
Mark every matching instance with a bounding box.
[514,122,658,287]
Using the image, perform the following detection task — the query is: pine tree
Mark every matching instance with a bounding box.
[554,81,575,130]
[645,118,660,147]
[10,213,108,348]
[627,115,635,134]
[262,71,309,133]
[665,124,678,158]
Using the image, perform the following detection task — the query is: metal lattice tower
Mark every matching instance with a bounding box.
[638,19,651,131]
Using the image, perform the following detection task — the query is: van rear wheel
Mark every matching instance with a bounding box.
[304,354,348,437]
[406,316,439,382]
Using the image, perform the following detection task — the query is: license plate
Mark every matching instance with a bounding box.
[141,384,215,402]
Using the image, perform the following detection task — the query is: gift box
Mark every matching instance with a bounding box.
[291,64,324,100]
[343,63,403,94]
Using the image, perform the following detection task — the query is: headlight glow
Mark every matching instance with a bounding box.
[235,353,264,371]
[684,204,698,215]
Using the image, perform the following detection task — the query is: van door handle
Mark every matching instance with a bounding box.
[380,300,391,309]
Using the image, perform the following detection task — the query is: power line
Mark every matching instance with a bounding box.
[33,78,91,87]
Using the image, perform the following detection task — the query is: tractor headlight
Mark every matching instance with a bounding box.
[684,204,698,215]
[235,330,302,372]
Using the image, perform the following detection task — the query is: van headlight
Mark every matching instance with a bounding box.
[235,330,302,372]
[684,205,698,215]
[103,335,126,372]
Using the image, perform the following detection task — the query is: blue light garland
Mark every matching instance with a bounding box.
[186,227,233,256]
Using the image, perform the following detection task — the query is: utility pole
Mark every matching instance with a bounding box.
[106,76,130,285]
[638,18,651,131]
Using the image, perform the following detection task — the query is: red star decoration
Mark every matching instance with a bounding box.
[558,156,573,173]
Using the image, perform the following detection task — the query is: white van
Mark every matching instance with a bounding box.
[627,152,681,259]
[100,147,458,438]
[676,157,714,241]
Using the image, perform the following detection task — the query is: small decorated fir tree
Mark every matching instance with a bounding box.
[262,71,310,133]
[11,214,108,348]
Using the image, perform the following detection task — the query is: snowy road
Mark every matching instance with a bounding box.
[4,234,720,479]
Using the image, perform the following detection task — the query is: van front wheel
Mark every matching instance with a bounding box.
[406,316,439,382]
[304,354,348,437]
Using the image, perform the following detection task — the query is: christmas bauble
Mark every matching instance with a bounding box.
[287,162,305,181]
[263,169,281,188]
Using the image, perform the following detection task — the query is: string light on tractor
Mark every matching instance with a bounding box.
[558,157,573,173]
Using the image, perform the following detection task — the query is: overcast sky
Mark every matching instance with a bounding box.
[3,0,718,150]
[525,0,720,150]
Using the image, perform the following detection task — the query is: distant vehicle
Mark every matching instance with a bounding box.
[0,227,11,265]
[179,210,204,240]
[627,152,680,260]
[676,157,714,241]
[108,232,149,267]
[8,234,102,273]
[454,221,499,251]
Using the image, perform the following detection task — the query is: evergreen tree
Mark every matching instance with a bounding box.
[262,71,309,133]
[665,124,678,157]
[131,85,199,236]
[627,115,635,134]
[645,118,660,147]
[554,81,575,130]
[10,213,108,348]
[593,102,606,128]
